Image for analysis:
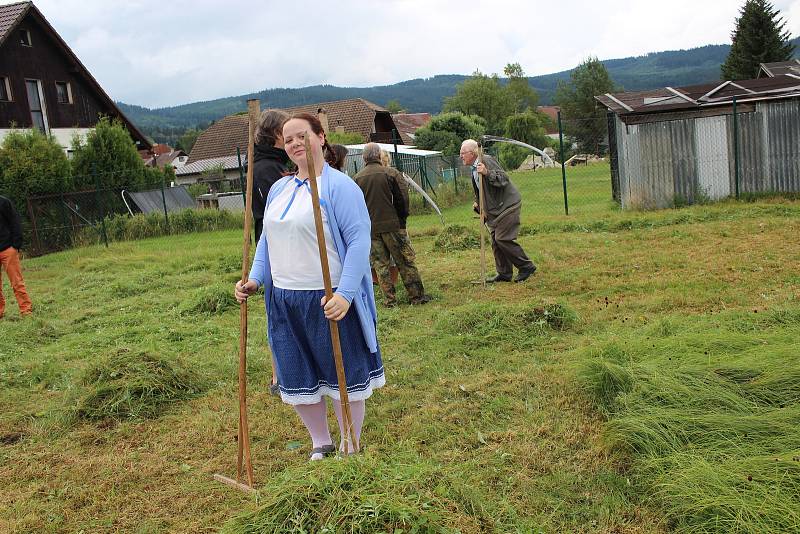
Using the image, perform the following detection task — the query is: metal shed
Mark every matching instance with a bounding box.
[597,75,800,209]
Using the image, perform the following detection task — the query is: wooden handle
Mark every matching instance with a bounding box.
[303,133,355,455]
[235,99,259,487]
[477,145,487,289]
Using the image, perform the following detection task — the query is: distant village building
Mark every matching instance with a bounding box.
[536,105,561,139]
[596,75,800,209]
[0,1,150,152]
[757,59,800,78]
[186,98,404,164]
[390,112,430,143]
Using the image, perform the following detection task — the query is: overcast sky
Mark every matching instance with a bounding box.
[9,0,800,109]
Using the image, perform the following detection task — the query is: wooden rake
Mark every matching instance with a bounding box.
[214,99,259,494]
[303,134,356,456]
[476,144,488,288]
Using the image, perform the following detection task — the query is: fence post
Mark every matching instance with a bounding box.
[237,147,246,204]
[558,111,569,216]
[160,168,170,234]
[453,155,459,195]
[732,96,740,200]
[25,198,42,255]
[92,164,109,248]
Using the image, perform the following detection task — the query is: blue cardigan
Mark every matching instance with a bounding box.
[248,162,379,353]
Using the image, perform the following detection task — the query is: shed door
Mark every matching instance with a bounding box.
[695,115,730,200]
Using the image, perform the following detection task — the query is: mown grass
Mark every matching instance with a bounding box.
[576,309,800,533]
[1,163,798,532]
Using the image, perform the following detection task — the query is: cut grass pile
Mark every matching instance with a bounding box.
[72,348,206,421]
[220,453,535,533]
[577,309,800,533]
[178,284,239,315]
[433,224,479,252]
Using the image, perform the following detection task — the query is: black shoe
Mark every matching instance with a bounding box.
[514,266,537,283]
[486,274,512,283]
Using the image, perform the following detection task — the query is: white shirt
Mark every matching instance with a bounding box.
[264,175,343,290]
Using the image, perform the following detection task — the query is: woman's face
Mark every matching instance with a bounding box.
[282,119,325,166]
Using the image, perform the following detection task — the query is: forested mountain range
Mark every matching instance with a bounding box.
[119,38,800,145]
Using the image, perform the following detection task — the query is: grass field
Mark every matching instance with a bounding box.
[1,163,799,532]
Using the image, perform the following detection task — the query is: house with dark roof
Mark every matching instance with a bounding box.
[391,112,430,144]
[187,98,401,165]
[595,75,800,209]
[0,1,149,150]
[758,59,800,78]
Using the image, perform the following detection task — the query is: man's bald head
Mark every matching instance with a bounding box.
[460,139,479,165]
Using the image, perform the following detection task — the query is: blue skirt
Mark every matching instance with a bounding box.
[268,286,385,405]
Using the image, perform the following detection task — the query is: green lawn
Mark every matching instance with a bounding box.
[1,163,799,533]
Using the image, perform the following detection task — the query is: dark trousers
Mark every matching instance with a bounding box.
[486,204,535,278]
[370,230,425,304]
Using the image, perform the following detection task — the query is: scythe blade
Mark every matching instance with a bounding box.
[402,172,445,226]
[480,135,555,166]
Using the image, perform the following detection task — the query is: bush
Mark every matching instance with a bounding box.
[414,112,486,155]
[0,129,71,213]
[74,208,242,245]
[71,116,150,191]
[73,349,205,421]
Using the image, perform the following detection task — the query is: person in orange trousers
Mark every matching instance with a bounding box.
[0,195,32,318]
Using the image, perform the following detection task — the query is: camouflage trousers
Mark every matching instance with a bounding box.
[370,230,426,305]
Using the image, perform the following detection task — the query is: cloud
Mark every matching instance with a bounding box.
[8,0,799,108]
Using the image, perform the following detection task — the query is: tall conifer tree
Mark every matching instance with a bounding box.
[721,0,794,80]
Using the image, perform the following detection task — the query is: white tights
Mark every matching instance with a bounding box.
[293,398,365,453]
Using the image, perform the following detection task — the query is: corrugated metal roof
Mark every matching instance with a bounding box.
[597,75,800,115]
[759,60,800,78]
[127,186,195,214]
[176,154,243,176]
[0,1,29,46]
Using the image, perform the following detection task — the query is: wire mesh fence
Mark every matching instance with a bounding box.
[4,101,800,260]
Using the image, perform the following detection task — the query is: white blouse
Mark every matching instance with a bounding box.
[264,175,343,290]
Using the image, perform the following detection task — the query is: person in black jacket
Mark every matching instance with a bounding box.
[251,109,290,241]
[0,195,32,318]
[250,109,289,395]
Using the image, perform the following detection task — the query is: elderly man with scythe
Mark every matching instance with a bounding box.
[460,139,537,283]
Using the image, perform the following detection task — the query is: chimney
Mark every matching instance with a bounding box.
[317,107,329,133]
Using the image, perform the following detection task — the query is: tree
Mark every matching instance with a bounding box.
[498,111,550,170]
[504,63,538,113]
[385,100,405,113]
[0,129,71,213]
[327,131,364,145]
[176,128,201,153]
[554,57,617,155]
[413,112,486,155]
[721,0,795,80]
[71,117,157,190]
[443,71,514,134]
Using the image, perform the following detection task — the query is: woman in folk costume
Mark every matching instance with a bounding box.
[235,113,384,460]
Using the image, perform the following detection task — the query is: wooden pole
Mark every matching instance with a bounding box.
[303,133,355,456]
[477,145,487,289]
[235,98,259,488]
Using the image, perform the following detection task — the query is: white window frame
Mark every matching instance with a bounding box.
[0,76,11,101]
[19,29,32,47]
[55,81,73,104]
[25,78,49,133]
